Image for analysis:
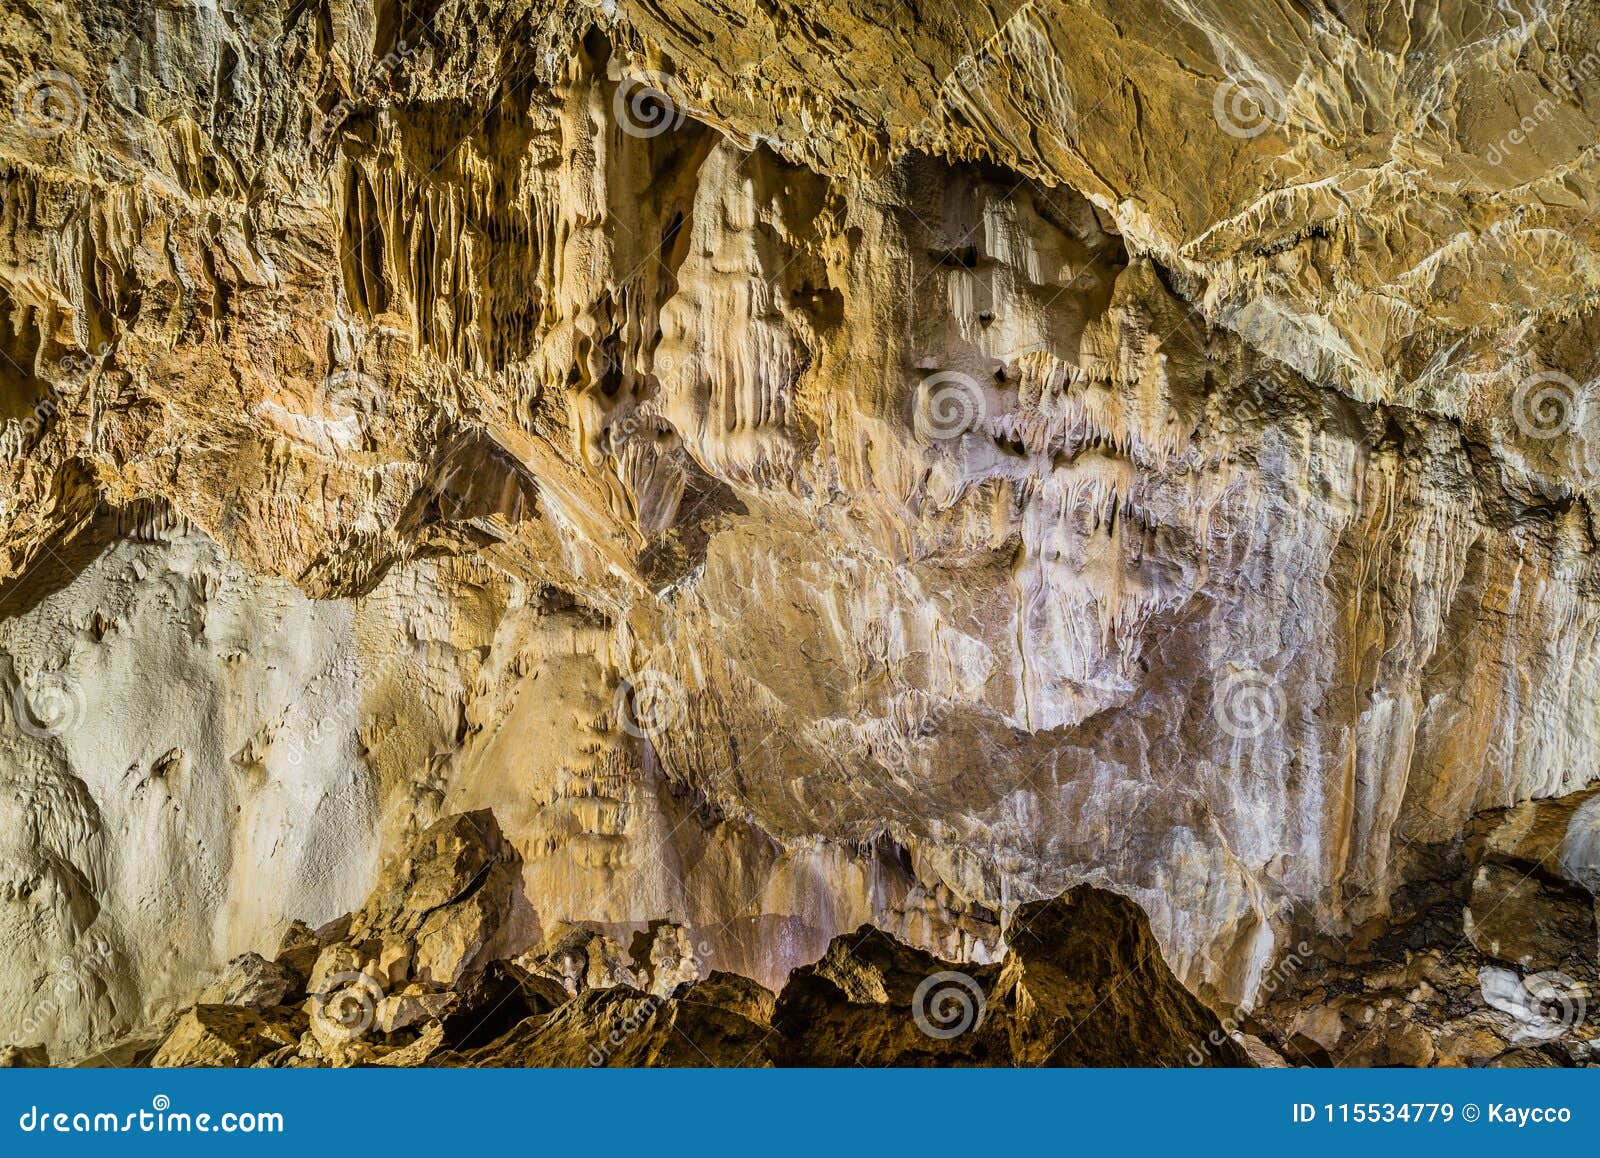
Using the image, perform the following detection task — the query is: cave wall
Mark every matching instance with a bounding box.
[1,0,1598,1054]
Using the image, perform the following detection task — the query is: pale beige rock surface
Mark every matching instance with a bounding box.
[0,0,1598,1062]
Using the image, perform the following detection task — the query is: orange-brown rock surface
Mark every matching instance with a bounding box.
[1,1,1598,1065]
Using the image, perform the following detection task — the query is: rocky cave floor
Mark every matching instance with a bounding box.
[1,805,1587,1069]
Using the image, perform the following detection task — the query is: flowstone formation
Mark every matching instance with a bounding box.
[1,0,1598,1066]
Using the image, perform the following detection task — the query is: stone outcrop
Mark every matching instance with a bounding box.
[133,815,1252,1067]
[198,953,301,1011]
[150,1005,307,1069]
[2,0,1600,1067]
[1252,788,1600,1068]
[778,885,1250,1066]
[337,809,531,987]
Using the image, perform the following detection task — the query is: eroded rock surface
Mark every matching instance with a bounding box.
[1253,788,1600,1068]
[777,885,1251,1065]
[2,0,1599,1064]
[135,815,1251,1067]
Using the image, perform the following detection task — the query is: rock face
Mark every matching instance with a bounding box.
[2,1,1600,1065]
[150,1005,307,1069]
[777,886,1251,1066]
[1252,788,1599,1068]
[137,815,1249,1067]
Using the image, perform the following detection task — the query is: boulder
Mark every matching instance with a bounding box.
[348,811,528,987]
[201,952,299,1009]
[775,885,1249,1066]
[375,986,458,1034]
[1464,792,1599,973]
[151,1005,306,1068]
[630,921,703,997]
[525,925,638,995]
[120,880,1268,1068]
[1465,862,1597,973]
[681,971,776,1025]
[456,985,777,1067]
[996,888,1253,1066]
[273,920,321,981]
[0,1044,48,1067]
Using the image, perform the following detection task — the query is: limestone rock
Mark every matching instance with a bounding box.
[997,888,1254,1066]
[201,953,300,1010]
[103,878,1249,1067]
[456,985,778,1068]
[273,922,323,985]
[3,0,1600,1069]
[376,1022,448,1068]
[1488,1045,1576,1069]
[527,926,641,996]
[776,886,1249,1066]
[683,972,776,1026]
[0,1044,48,1067]
[630,921,703,997]
[151,1005,307,1069]
[1464,793,1600,972]
[1466,865,1597,973]
[375,986,458,1034]
[349,811,530,987]
[1253,801,1600,1067]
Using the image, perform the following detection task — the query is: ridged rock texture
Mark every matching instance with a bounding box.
[95,811,1253,1067]
[1,0,1598,1065]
